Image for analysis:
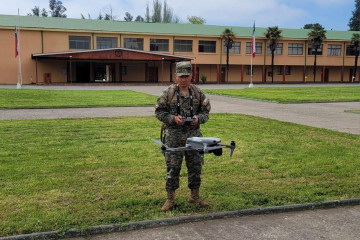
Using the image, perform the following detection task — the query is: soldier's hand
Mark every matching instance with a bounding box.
[173,115,185,125]
[190,115,199,126]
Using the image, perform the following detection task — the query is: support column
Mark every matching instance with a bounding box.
[262,66,265,83]
[217,64,220,84]
[193,63,197,83]
[283,65,286,83]
[341,66,343,82]
[303,65,306,82]
[241,64,244,83]
[322,65,326,83]
[145,63,148,82]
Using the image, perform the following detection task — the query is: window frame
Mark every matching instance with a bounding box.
[198,40,217,53]
[308,44,323,55]
[96,37,118,49]
[224,42,241,54]
[69,36,91,50]
[246,42,262,55]
[174,39,193,52]
[288,43,303,55]
[150,39,169,52]
[327,44,342,56]
[267,43,283,55]
[123,38,144,50]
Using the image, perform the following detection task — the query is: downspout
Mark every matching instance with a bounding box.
[92,33,94,49]
[342,42,346,82]
[41,31,44,53]
[304,40,307,82]
[220,38,223,84]
[173,36,175,55]
[264,39,267,82]
[119,34,122,47]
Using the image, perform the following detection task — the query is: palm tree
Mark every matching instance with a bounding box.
[351,33,360,82]
[264,26,282,83]
[221,28,236,83]
[308,24,327,82]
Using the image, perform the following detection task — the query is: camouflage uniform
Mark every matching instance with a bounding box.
[155,84,211,191]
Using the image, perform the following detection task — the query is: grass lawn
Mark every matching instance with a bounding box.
[1,114,359,237]
[0,89,157,108]
[203,86,360,103]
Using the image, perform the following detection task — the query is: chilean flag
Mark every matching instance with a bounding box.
[251,22,256,58]
[15,28,19,57]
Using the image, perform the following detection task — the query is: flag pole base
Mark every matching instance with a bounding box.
[248,83,253,88]
[16,83,22,89]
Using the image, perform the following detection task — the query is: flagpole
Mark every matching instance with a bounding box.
[16,9,22,89]
[249,20,255,88]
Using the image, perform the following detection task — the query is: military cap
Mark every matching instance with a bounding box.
[176,61,193,76]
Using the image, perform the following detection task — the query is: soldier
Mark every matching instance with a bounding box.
[155,61,211,211]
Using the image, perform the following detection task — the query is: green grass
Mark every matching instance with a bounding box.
[1,114,359,237]
[0,89,157,108]
[204,87,360,103]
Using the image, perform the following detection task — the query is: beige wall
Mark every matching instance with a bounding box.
[1,26,359,84]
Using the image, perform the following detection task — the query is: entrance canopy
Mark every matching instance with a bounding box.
[32,48,195,61]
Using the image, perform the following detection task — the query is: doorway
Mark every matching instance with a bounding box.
[149,67,158,83]
[94,63,115,82]
[75,62,90,82]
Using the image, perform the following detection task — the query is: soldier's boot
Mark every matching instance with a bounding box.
[161,190,176,211]
[188,188,209,207]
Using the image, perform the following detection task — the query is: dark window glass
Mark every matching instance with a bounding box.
[199,40,216,53]
[150,39,169,51]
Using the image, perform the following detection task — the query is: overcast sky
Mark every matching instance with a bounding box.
[0,0,356,31]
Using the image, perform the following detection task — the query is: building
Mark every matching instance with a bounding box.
[0,14,359,85]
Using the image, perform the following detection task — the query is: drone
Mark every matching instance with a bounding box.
[152,137,235,157]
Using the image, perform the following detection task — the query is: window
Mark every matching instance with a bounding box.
[224,42,240,54]
[174,40,193,52]
[327,44,341,56]
[69,36,91,49]
[96,37,117,49]
[245,66,254,75]
[246,42,262,54]
[308,44,323,55]
[288,43,303,55]
[199,40,216,53]
[346,45,357,56]
[277,66,291,75]
[267,43,283,55]
[150,39,169,51]
[124,38,144,50]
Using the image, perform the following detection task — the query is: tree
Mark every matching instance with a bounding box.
[162,0,173,23]
[28,6,48,17]
[351,33,360,82]
[221,28,236,83]
[124,12,133,21]
[29,6,40,16]
[308,24,327,82]
[135,15,144,22]
[152,0,162,22]
[145,3,151,22]
[349,0,360,31]
[49,0,67,18]
[264,26,282,83]
[303,23,322,29]
[187,16,205,24]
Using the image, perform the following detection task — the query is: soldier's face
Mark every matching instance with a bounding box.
[176,74,192,89]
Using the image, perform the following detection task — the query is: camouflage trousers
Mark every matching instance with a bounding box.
[164,128,202,191]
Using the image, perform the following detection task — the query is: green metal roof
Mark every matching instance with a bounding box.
[0,14,358,41]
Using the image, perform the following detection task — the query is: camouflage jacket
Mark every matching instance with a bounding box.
[155,84,211,132]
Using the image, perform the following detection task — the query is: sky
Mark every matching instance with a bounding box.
[0,0,356,31]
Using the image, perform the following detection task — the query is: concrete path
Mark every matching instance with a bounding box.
[1,84,359,134]
[71,205,360,240]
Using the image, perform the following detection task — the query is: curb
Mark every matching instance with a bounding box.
[1,198,359,240]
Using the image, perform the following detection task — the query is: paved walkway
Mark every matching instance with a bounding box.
[1,84,359,134]
[1,83,360,240]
